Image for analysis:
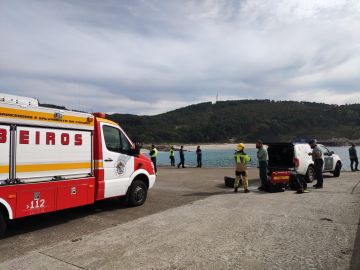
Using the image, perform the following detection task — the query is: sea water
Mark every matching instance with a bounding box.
[148,146,354,171]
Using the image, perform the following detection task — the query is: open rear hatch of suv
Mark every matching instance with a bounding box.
[267,143,295,171]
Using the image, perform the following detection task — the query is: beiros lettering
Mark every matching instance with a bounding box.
[0,128,6,143]
[75,134,82,145]
[16,129,83,146]
[35,131,40,144]
[46,132,55,145]
[19,130,29,144]
[61,133,70,145]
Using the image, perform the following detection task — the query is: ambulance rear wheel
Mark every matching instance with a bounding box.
[0,212,7,238]
[128,180,147,207]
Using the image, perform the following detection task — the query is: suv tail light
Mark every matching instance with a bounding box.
[293,157,300,168]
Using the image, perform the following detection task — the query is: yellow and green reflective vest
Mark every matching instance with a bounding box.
[151,148,158,158]
[170,149,174,157]
[234,151,251,164]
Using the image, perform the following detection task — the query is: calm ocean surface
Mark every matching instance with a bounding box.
[147,146,354,171]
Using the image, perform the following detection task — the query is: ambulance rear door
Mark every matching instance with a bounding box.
[0,125,10,182]
[15,126,92,182]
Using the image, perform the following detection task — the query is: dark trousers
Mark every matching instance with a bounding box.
[151,157,157,173]
[350,158,359,171]
[259,161,268,187]
[197,156,202,168]
[170,156,175,166]
[178,158,185,168]
[296,175,307,191]
[314,159,324,187]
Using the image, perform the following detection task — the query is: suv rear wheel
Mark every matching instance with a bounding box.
[333,162,341,177]
[305,166,315,183]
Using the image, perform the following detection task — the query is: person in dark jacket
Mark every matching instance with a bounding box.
[177,145,185,168]
[196,146,202,168]
[309,139,324,188]
[349,144,359,171]
[256,140,268,191]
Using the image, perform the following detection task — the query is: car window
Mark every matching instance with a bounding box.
[103,125,121,152]
[120,130,132,152]
[103,125,132,153]
[318,145,329,154]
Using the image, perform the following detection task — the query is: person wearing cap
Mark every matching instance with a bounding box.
[149,144,158,174]
[256,140,268,191]
[349,143,359,171]
[233,143,251,193]
[308,139,324,188]
[177,145,185,168]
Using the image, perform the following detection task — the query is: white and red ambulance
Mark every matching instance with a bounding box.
[0,93,156,236]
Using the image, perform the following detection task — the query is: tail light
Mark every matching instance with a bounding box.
[293,157,300,168]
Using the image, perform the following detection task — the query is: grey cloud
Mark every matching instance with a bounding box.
[0,0,359,115]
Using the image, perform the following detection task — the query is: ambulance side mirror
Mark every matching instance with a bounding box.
[129,142,142,156]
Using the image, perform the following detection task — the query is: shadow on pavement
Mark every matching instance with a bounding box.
[182,191,230,197]
[3,198,127,239]
[350,182,360,270]
[350,214,360,270]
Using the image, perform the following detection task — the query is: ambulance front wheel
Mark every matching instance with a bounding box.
[128,180,148,207]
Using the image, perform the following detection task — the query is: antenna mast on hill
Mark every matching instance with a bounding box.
[216,92,219,103]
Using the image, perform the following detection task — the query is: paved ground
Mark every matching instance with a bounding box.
[0,167,253,262]
[0,167,359,269]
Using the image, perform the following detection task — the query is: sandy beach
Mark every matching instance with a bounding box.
[143,143,257,151]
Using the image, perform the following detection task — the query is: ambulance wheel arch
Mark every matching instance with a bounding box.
[0,199,12,237]
[130,169,155,188]
[0,198,13,219]
[126,170,152,206]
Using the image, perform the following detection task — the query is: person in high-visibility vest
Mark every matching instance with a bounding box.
[149,144,158,173]
[234,143,251,193]
[169,146,175,166]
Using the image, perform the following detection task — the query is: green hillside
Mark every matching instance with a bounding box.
[107,100,360,144]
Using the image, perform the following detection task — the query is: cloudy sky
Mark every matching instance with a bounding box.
[0,0,359,115]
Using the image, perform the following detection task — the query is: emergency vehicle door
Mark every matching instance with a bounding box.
[101,123,134,198]
[0,125,10,181]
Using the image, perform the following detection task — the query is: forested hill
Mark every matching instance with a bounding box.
[107,100,360,144]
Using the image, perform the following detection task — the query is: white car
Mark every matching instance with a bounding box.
[266,142,342,182]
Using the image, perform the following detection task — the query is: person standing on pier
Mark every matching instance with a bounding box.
[256,140,268,191]
[196,146,202,168]
[149,144,158,174]
[177,145,185,168]
[349,144,359,171]
[309,139,324,189]
[169,146,175,166]
[234,143,251,193]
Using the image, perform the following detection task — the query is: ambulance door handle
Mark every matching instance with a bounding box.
[104,158,113,162]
